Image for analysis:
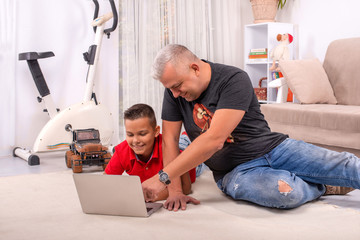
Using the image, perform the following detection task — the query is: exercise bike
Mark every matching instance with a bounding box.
[14,0,118,165]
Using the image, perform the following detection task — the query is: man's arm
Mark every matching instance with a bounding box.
[161,120,200,211]
[142,108,245,204]
[162,108,245,180]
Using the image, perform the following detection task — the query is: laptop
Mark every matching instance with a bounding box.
[73,173,163,217]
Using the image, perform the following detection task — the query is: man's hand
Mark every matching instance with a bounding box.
[142,174,167,202]
[164,191,200,211]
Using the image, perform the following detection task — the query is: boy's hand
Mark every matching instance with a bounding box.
[164,192,200,211]
[142,175,166,202]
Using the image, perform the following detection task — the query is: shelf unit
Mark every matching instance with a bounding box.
[244,23,294,103]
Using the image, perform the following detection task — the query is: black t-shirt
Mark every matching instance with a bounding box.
[161,61,287,181]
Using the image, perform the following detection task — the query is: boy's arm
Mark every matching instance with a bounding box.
[161,120,200,211]
[104,146,125,175]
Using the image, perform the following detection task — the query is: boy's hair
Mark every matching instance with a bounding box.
[124,104,157,128]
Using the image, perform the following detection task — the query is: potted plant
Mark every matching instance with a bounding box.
[278,0,287,9]
[250,0,287,23]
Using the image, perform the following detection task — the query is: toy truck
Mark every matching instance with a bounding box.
[65,128,111,173]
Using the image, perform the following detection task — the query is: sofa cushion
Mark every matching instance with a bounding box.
[323,38,360,105]
[261,103,360,132]
[279,58,337,104]
[261,103,360,150]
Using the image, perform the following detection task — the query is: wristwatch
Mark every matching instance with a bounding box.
[158,170,171,185]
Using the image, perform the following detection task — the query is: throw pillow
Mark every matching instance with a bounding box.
[279,58,338,104]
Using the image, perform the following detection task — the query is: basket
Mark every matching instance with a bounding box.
[254,77,267,101]
[250,0,278,24]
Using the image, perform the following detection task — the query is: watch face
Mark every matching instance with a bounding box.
[159,171,170,185]
[159,172,167,181]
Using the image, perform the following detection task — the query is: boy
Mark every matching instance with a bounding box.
[105,103,196,201]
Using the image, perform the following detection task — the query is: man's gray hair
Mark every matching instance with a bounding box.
[151,44,198,80]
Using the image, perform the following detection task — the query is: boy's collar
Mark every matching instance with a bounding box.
[135,151,154,163]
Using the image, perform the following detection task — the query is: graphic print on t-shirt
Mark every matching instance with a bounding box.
[192,103,234,143]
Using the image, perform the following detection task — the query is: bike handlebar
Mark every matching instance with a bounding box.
[92,0,100,33]
[104,0,118,37]
[92,0,118,37]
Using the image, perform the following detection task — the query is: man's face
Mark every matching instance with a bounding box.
[125,117,159,161]
[160,62,204,102]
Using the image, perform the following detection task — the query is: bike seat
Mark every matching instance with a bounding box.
[18,51,55,61]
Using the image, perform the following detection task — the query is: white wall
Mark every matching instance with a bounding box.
[15,0,119,150]
[9,0,360,154]
[240,0,360,67]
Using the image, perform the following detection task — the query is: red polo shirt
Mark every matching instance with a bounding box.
[105,134,196,183]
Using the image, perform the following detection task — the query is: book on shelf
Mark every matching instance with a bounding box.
[249,54,267,59]
[250,48,267,53]
[271,71,283,79]
[248,48,267,61]
[249,51,267,55]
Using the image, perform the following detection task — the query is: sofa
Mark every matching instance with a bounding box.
[261,38,360,156]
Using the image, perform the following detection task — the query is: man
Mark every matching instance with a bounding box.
[142,44,358,211]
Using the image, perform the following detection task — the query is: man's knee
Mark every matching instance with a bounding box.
[278,179,293,196]
[275,180,306,209]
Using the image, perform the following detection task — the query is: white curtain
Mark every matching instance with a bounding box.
[167,0,212,59]
[0,0,17,157]
[210,0,242,66]
[120,0,166,138]
[120,0,241,138]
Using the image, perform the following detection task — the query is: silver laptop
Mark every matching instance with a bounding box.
[73,173,163,217]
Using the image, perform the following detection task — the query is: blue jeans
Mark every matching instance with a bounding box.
[216,138,360,209]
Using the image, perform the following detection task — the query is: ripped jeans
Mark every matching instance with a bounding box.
[216,138,360,209]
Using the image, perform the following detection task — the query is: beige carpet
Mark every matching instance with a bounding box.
[1,170,360,240]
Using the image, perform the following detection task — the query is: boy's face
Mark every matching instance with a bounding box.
[125,117,160,161]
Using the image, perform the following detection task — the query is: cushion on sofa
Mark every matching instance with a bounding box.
[279,58,337,104]
[323,38,360,105]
